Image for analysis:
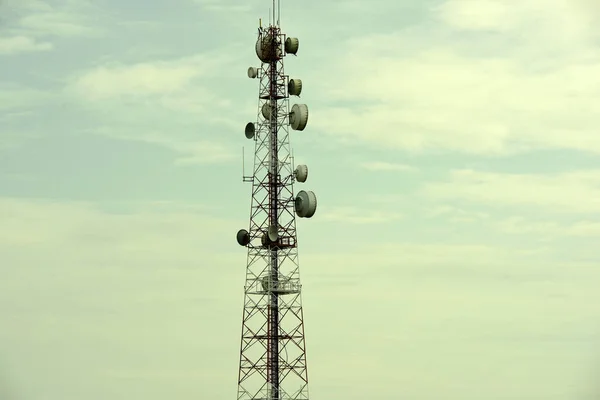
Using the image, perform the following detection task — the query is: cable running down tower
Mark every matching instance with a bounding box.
[235,2,317,400]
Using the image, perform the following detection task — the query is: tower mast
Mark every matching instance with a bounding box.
[236,2,316,400]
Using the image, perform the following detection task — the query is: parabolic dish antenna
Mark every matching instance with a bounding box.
[236,229,250,246]
[288,79,302,96]
[294,164,308,183]
[290,104,308,131]
[285,37,299,55]
[245,122,255,139]
[262,103,272,120]
[267,225,279,241]
[256,33,282,62]
[247,67,258,79]
[295,190,317,218]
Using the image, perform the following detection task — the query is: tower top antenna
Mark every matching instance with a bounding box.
[266,0,281,27]
[271,0,280,26]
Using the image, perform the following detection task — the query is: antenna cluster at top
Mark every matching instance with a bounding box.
[236,15,318,248]
[244,28,308,133]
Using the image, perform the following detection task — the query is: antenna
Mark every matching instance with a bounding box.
[235,3,317,400]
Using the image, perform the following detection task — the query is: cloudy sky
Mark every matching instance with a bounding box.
[1,0,600,398]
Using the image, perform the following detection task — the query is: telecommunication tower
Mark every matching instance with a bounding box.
[235,1,318,399]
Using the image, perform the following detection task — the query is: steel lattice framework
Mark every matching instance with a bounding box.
[235,8,316,400]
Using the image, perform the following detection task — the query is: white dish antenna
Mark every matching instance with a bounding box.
[288,79,302,96]
[285,37,299,55]
[262,103,272,120]
[295,190,317,218]
[294,164,308,183]
[245,122,255,139]
[256,33,282,62]
[267,225,279,241]
[247,67,259,79]
[290,104,308,131]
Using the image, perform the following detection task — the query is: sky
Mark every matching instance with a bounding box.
[1,0,600,398]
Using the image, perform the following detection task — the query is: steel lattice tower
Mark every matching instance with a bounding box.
[235,2,317,400]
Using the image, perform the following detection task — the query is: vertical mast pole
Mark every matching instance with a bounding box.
[268,11,280,399]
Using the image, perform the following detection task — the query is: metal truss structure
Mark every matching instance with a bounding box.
[235,6,317,400]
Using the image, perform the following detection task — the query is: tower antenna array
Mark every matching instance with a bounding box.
[236,3,317,400]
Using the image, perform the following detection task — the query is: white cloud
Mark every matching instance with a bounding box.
[0,36,52,54]
[366,242,523,267]
[0,197,236,262]
[495,216,600,237]
[139,134,236,166]
[67,49,243,110]
[0,84,51,111]
[360,161,416,172]
[435,0,599,42]
[426,205,489,222]
[63,50,246,166]
[4,0,103,38]
[320,205,402,224]
[69,62,201,100]
[364,193,411,204]
[90,127,236,165]
[317,46,600,154]
[0,131,39,151]
[434,0,516,32]
[301,241,569,286]
[420,169,600,213]
[194,0,253,13]
[309,0,600,155]
[172,142,237,165]
[17,12,100,37]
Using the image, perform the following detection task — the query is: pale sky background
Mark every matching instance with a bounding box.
[1,0,600,399]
